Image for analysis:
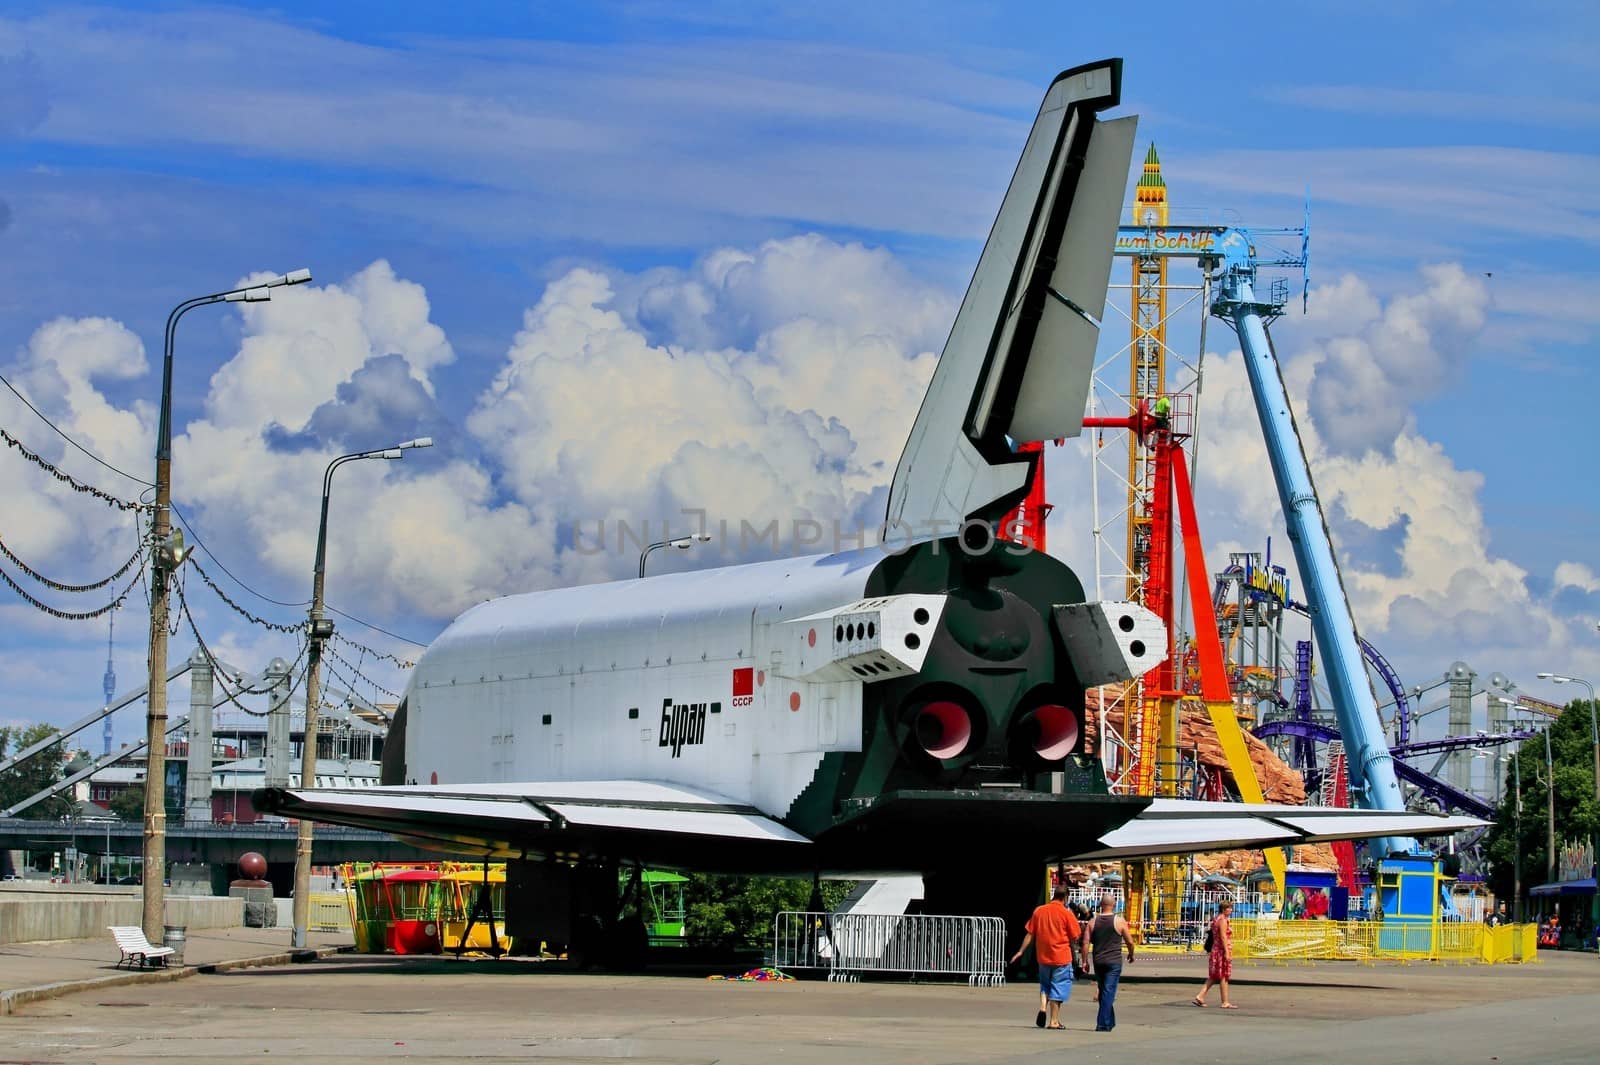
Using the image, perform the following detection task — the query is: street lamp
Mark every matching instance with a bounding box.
[142,269,311,942]
[1506,750,1523,922]
[1537,672,1598,934]
[1542,724,1555,886]
[638,534,712,578]
[291,437,433,947]
[1394,676,1452,746]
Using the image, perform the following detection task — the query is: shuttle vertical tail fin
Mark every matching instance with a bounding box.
[886,60,1134,535]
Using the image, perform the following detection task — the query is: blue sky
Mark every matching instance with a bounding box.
[1,2,1597,760]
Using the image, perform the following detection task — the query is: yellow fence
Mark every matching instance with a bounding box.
[1216,920,1538,966]
[307,892,352,933]
[1480,923,1538,964]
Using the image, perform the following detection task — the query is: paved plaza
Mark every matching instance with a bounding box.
[3,945,1597,1063]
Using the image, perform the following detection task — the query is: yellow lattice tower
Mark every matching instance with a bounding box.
[1127,144,1172,799]
[1122,145,1186,938]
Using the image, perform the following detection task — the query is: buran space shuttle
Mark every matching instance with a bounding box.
[258,61,1476,926]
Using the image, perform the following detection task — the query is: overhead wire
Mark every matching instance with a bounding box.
[332,629,415,669]
[187,554,304,634]
[0,370,153,486]
[2,425,152,512]
[0,551,146,621]
[325,603,429,647]
[0,531,146,593]
[324,640,403,701]
[171,501,431,648]
[317,655,393,721]
[3,376,432,649]
[168,565,183,635]
[175,581,308,717]
[171,505,428,647]
[169,502,309,609]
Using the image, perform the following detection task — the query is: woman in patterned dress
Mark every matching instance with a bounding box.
[1193,900,1238,1009]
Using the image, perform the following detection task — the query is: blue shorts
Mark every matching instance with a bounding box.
[1038,963,1073,1002]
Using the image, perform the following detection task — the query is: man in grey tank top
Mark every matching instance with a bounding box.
[1083,895,1136,1032]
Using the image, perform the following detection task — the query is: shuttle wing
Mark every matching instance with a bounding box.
[255,780,809,868]
[886,59,1136,532]
[1067,798,1486,862]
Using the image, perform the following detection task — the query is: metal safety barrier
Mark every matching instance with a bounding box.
[307,892,352,933]
[773,911,1007,986]
[1480,923,1538,964]
[1220,919,1539,965]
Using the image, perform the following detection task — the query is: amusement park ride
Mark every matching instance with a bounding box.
[1012,142,1528,926]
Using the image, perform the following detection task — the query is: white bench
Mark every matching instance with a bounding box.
[109,925,176,969]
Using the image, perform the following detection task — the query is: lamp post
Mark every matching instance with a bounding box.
[290,437,432,947]
[1396,677,1452,747]
[142,269,311,942]
[1543,724,1556,886]
[1511,750,1522,922]
[638,534,712,578]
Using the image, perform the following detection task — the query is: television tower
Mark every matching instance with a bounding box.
[102,609,117,755]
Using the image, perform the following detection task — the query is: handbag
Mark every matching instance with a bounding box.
[1203,921,1215,953]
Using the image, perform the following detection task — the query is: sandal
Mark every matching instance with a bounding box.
[1220,1003,1239,1010]
[1046,1024,1066,1030]
[1192,997,1206,1007]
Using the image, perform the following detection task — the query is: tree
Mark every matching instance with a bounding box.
[1483,700,1599,909]
[680,875,855,948]
[109,786,145,822]
[0,723,73,819]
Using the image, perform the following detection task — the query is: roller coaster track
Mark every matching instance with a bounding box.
[1285,600,1409,731]
[1252,719,1498,819]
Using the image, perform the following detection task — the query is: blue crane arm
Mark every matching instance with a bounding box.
[1214,262,1413,859]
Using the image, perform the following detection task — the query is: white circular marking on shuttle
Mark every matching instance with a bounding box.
[915,700,971,759]
[1030,704,1080,760]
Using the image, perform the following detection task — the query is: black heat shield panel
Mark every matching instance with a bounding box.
[814,787,1149,871]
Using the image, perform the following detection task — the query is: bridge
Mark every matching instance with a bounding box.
[0,818,437,866]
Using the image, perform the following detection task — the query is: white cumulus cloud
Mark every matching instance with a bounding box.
[469,238,948,580]
[1554,561,1600,594]
[1303,264,1489,455]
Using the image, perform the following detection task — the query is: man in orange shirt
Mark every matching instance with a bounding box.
[1010,884,1084,1029]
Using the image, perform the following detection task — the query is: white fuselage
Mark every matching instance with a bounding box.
[406,546,892,819]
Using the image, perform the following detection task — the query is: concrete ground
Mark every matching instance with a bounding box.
[0,926,348,992]
[3,948,1597,1063]
[0,925,350,1017]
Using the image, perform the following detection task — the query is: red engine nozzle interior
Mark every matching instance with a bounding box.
[1025,703,1080,760]
[912,699,974,760]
